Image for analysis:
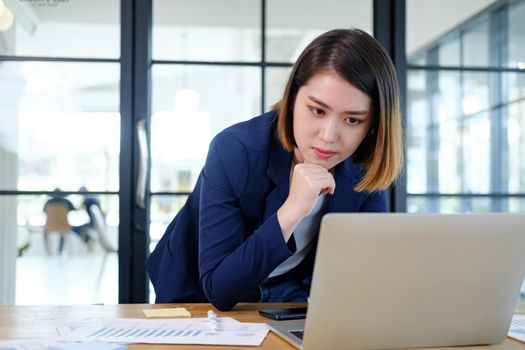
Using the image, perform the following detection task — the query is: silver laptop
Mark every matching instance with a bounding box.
[268,213,525,350]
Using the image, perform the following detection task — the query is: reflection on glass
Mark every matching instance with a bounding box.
[265,67,292,110]
[508,101,525,193]
[14,194,119,305]
[507,72,525,103]
[463,114,491,193]
[462,72,489,115]
[438,120,461,193]
[407,70,463,194]
[407,70,429,193]
[0,61,120,192]
[510,198,525,212]
[407,196,426,213]
[0,0,119,58]
[408,53,426,65]
[266,0,372,62]
[407,196,462,213]
[440,197,463,213]
[508,0,525,69]
[408,70,493,196]
[407,196,497,213]
[151,65,261,192]
[463,16,489,67]
[468,197,492,212]
[438,72,461,121]
[438,34,460,66]
[152,0,260,61]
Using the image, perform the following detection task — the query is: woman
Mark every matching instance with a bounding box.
[147,28,403,311]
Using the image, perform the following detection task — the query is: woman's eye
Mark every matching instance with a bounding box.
[345,117,361,125]
[310,107,325,116]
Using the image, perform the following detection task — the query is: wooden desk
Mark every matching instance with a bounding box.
[0,303,524,350]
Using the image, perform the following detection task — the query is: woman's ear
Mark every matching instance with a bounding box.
[368,128,375,136]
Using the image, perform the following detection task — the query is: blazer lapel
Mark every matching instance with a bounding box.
[264,134,293,220]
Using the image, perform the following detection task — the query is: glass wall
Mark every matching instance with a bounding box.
[0,0,120,305]
[406,0,525,303]
[406,0,525,213]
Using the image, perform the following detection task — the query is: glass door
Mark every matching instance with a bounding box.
[0,0,121,304]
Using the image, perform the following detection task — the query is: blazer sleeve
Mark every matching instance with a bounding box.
[198,133,293,311]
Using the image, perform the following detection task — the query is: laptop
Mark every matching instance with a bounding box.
[268,213,525,350]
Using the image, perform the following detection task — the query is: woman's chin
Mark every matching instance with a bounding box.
[305,158,335,169]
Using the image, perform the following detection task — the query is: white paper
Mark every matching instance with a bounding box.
[509,314,525,342]
[63,318,269,346]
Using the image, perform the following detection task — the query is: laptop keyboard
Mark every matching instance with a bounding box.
[290,330,304,340]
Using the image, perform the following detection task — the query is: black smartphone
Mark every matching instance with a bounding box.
[259,307,308,320]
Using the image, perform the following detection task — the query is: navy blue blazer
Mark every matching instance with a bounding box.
[146,110,387,310]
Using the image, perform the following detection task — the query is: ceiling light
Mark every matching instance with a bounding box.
[0,0,4,17]
[0,5,13,31]
[518,62,525,70]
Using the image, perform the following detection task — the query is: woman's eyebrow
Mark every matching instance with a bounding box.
[308,95,369,115]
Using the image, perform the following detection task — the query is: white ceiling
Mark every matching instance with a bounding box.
[406,0,497,55]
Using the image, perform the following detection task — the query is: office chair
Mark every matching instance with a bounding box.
[43,202,73,254]
[88,204,117,291]
[88,205,117,254]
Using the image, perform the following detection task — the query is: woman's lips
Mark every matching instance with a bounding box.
[313,147,336,159]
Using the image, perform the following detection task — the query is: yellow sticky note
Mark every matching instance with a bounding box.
[143,307,192,318]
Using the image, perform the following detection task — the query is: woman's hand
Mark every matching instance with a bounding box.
[277,163,335,241]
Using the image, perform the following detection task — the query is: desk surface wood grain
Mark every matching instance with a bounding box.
[0,303,523,350]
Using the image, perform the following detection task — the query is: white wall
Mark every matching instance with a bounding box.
[0,154,17,306]
[0,62,23,305]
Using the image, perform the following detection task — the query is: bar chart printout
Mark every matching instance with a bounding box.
[509,315,525,343]
[64,317,269,346]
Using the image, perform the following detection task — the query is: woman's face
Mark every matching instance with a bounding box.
[292,69,373,170]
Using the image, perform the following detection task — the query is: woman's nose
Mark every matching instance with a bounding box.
[320,117,338,143]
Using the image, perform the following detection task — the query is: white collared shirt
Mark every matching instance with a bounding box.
[269,193,327,278]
